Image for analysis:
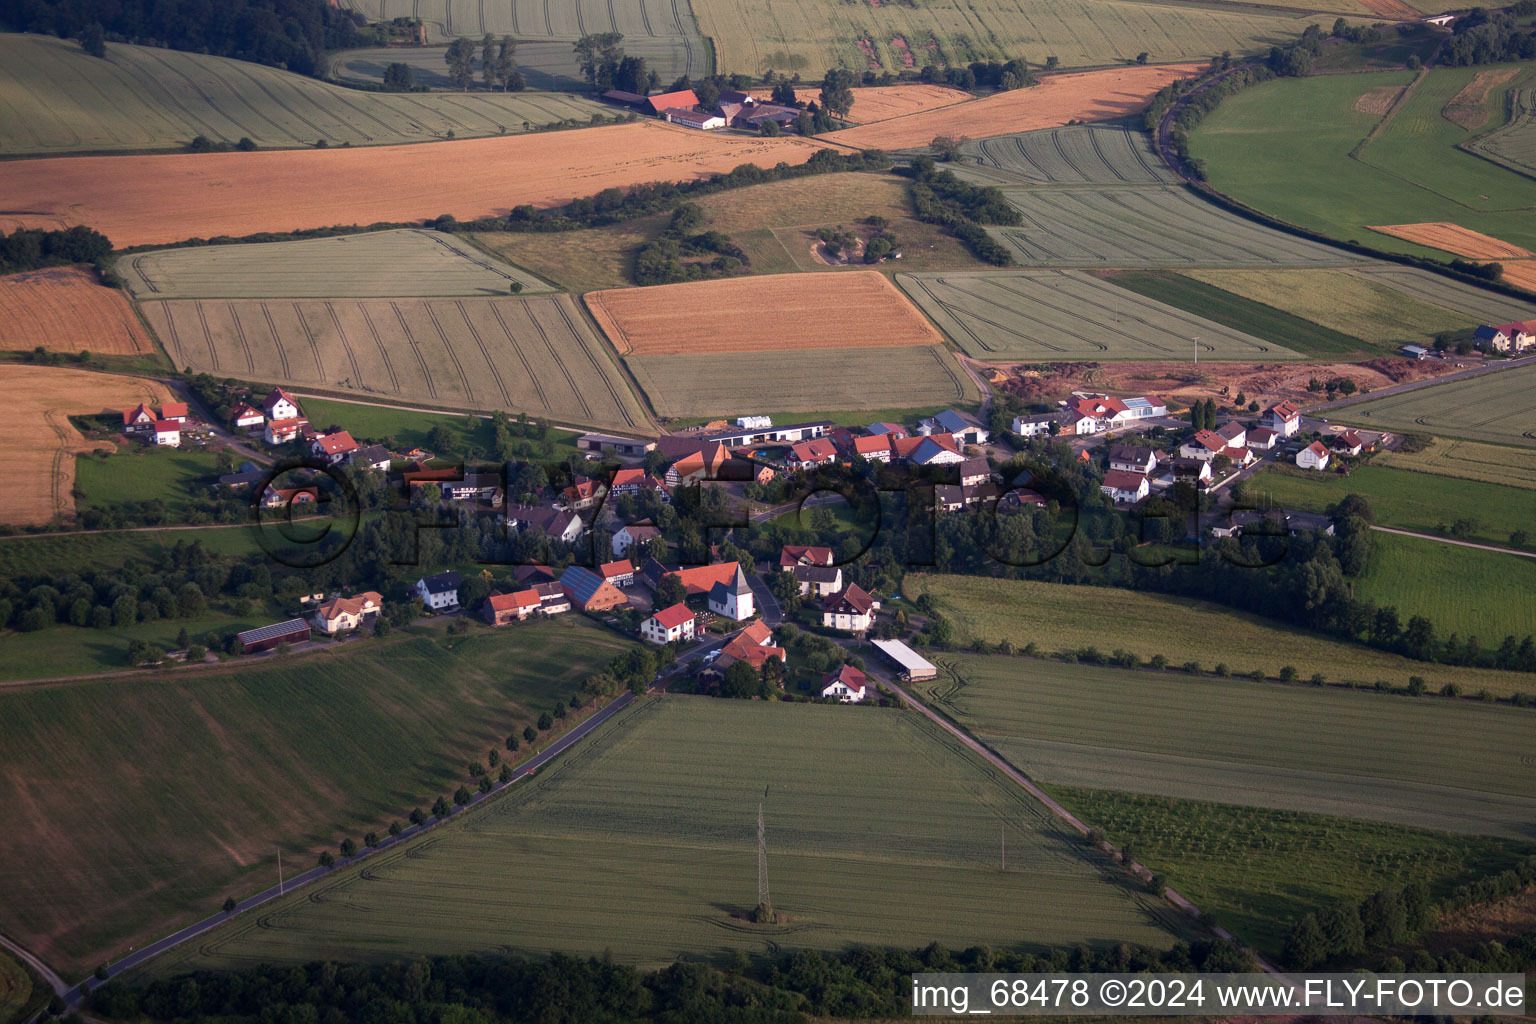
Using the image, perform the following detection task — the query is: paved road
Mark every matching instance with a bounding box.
[161,378,272,468]
[880,676,1285,976]
[1371,524,1536,557]
[1305,352,1536,415]
[745,570,783,626]
[0,932,68,999]
[55,690,636,1006]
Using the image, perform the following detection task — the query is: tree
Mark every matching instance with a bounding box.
[1284,912,1325,969]
[819,67,857,118]
[318,850,335,867]
[79,22,106,58]
[453,785,472,805]
[222,896,237,913]
[759,118,781,136]
[432,795,450,817]
[930,134,965,161]
[494,36,521,91]
[772,80,798,105]
[389,820,403,836]
[694,79,720,109]
[1135,51,1150,64]
[523,725,537,742]
[482,33,496,89]
[573,32,626,90]
[383,62,414,91]
[340,838,357,857]
[656,574,687,608]
[536,711,553,730]
[445,38,477,91]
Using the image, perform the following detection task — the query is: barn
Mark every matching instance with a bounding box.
[236,618,311,654]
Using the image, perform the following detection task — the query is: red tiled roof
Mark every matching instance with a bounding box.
[487,589,541,613]
[667,561,740,595]
[1267,401,1300,420]
[317,591,382,619]
[1305,441,1329,456]
[599,560,634,579]
[1102,469,1147,491]
[823,664,866,690]
[780,545,833,568]
[853,435,892,456]
[232,404,263,420]
[647,88,699,110]
[651,603,695,630]
[1191,429,1226,451]
[314,431,357,454]
[791,437,837,462]
[123,402,153,425]
[159,402,188,418]
[153,419,180,432]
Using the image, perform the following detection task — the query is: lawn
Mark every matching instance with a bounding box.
[0,616,636,978]
[0,608,282,683]
[1335,360,1536,447]
[907,573,1536,697]
[1246,463,1535,549]
[300,398,585,459]
[149,696,1183,975]
[0,526,275,577]
[913,652,1536,840]
[1045,786,1531,958]
[0,948,41,1024]
[1354,530,1536,642]
[1189,68,1536,257]
[74,447,224,518]
[1376,437,1536,490]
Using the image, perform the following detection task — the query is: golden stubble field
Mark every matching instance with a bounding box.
[1,366,174,526]
[0,122,836,247]
[0,267,155,355]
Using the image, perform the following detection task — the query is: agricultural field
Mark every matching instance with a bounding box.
[1246,464,1536,550]
[333,0,707,66]
[0,267,155,356]
[74,448,226,521]
[1348,264,1536,323]
[299,398,582,459]
[1376,437,1536,490]
[152,696,1181,973]
[1367,222,1531,260]
[1,366,174,527]
[0,122,829,248]
[1189,67,1536,258]
[332,38,698,92]
[988,185,1354,268]
[0,618,634,976]
[627,345,976,418]
[824,66,1205,151]
[475,171,977,290]
[118,230,551,299]
[1046,787,1531,957]
[586,271,946,355]
[1466,83,1536,176]
[1180,268,1471,348]
[1102,270,1375,358]
[955,125,1177,186]
[1335,361,1536,447]
[1353,530,1536,642]
[906,574,1536,697]
[139,294,651,430]
[0,524,302,578]
[690,0,1327,78]
[915,652,1536,839]
[0,33,614,156]
[900,270,1302,362]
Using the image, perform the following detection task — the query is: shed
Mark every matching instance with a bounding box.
[237,619,311,654]
[870,638,937,681]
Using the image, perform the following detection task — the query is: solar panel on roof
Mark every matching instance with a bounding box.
[236,619,309,644]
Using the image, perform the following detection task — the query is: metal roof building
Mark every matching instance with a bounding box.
[236,618,311,654]
[870,638,937,681]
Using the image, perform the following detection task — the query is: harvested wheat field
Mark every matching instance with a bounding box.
[1496,260,1536,292]
[824,65,1204,150]
[762,84,974,124]
[1,366,173,525]
[0,123,831,248]
[585,271,946,355]
[1442,69,1518,130]
[1366,222,1532,260]
[1354,85,1405,115]
[0,267,154,355]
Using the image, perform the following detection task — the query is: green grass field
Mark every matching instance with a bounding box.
[150,696,1182,975]
[140,294,651,431]
[1101,270,1373,358]
[74,447,223,518]
[119,230,552,300]
[1376,437,1536,489]
[914,652,1536,840]
[1189,68,1536,258]
[1466,82,1536,176]
[900,270,1303,361]
[1246,463,1535,549]
[333,0,708,56]
[300,398,583,458]
[0,617,634,977]
[627,346,977,419]
[0,949,40,1024]
[1354,530,1536,642]
[0,33,615,156]
[332,39,701,91]
[1335,361,1536,447]
[907,574,1536,697]
[1045,787,1531,957]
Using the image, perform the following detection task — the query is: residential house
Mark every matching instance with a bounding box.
[445,472,504,506]
[599,560,635,588]
[263,387,302,423]
[1171,458,1213,487]
[933,484,966,513]
[779,544,834,570]
[1108,444,1158,475]
[1179,430,1228,462]
[1246,427,1278,451]
[1262,401,1302,437]
[312,591,382,634]
[560,476,606,511]
[532,581,571,615]
[159,402,188,424]
[122,403,156,433]
[793,563,843,598]
[414,571,462,610]
[1100,469,1150,504]
[903,435,964,466]
[852,434,895,462]
[1330,430,1366,457]
[1474,325,1513,352]
[1492,322,1535,350]
[712,619,785,672]
[152,420,181,447]
[788,437,837,470]
[311,430,358,465]
[1296,441,1331,471]
[707,566,755,620]
[1215,421,1247,448]
[1220,445,1255,469]
[609,467,668,501]
[920,409,989,447]
[957,456,991,487]
[264,417,307,445]
[613,521,661,558]
[505,504,584,545]
[1063,394,1168,435]
[641,603,696,645]
[822,583,878,633]
[484,589,542,625]
[261,484,318,508]
[1011,412,1057,437]
[963,481,1002,508]
[232,404,265,431]
[820,665,868,703]
[665,441,731,486]
[560,565,628,613]
[351,444,393,471]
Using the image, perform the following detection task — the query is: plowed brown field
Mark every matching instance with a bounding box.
[0,267,154,355]
[585,270,946,354]
[2,366,173,526]
[822,65,1204,150]
[761,84,974,124]
[0,123,833,248]
[1366,222,1532,259]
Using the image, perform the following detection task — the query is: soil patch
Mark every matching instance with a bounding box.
[1355,85,1405,115]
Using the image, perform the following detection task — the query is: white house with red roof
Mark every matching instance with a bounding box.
[232,404,265,430]
[820,664,868,702]
[1330,430,1366,457]
[1063,394,1167,435]
[159,402,188,423]
[609,467,668,501]
[1262,401,1302,437]
[822,583,878,633]
[1297,441,1331,471]
[264,388,301,422]
[122,403,156,433]
[1100,469,1149,504]
[1179,430,1229,461]
[311,430,358,465]
[152,420,181,447]
[788,437,837,470]
[484,589,542,625]
[642,603,696,645]
[598,559,636,588]
[264,417,308,445]
[852,434,895,462]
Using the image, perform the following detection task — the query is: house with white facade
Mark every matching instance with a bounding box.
[1262,401,1302,437]
[1296,441,1331,471]
[820,664,868,702]
[642,603,696,645]
[414,570,462,610]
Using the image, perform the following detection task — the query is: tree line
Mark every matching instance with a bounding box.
[900,156,1019,265]
[632,203,750,286]
[1442,5,1536,66]
[0,225,113,275]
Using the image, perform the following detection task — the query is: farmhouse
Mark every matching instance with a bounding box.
[560,565,628,613]
[152,420,181,447]
[642,89,699,117]
[789,437,837,470]
[1011,412,1057,437]
[780,544,834,570]
[852,434,895,462]
[1171,457,1214,487]
[1100,469,1150,505]
[1296,441,1331,471]
[793,563,844,597]
[122,403,156,432]
[483,589,542,625]
[1215,421,1247,448]
[577,432,656,458]
[613,521,661,558]
[1331,430,1366,456]
[414,571,462,610]
[708,566,755,620]
[920,409,989,447]
[609,467,668,500]
[351,444,392,471]
[311,430,358,464]
[599,560,636,588]
[712,619,785,672]
[820,665,868,703]
[312,591,382,634]
[264,417,307,445]
[263,387,301,422]
[1493,322,1533,351]
[505,504,584,544]
[665,441,731,486]
[236,618,310,654]
[560,476,606,511]
[642,603,696,645]
[698,419,832,449]
[532,581,571,615]
[870,637,936,681]
[232,404,265,430]
[1179,430,1228,461]
[1474,325,1513,352]
[1262,401,1302,437]
[1108,444,1158,474]
[822,583,878,634]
